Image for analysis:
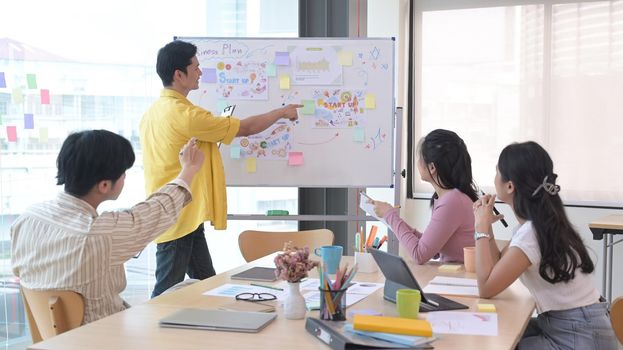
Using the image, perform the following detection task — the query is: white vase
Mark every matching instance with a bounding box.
[284,282,307,320]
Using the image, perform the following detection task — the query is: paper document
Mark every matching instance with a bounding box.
[426,311,498,336]
[359,192,386,225]
[423,276,479,297]
[428,276,477,287]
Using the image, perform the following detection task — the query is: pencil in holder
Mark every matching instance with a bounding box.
[319,287,348,321]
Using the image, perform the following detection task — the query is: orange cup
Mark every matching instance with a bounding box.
[463,246,476,273]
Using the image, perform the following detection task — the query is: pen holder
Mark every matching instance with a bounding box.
[319,287,348,321]
[354,252,378,273]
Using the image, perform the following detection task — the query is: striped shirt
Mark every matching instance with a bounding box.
[11,181,191,324]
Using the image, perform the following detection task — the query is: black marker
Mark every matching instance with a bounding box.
[480,190,508,228]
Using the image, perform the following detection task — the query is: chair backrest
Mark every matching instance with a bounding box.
[238,229,334,262]
[611,296,623,344]
[21,287,85,343]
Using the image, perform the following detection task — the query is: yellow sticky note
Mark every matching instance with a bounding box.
[438,264,462,273]
[365,94,376,109]
[338,50,353,66]
[12,87,23,104]
[245,157,257,173]
[279,75,290,89]
[477,304,497,313]
[39,127,48,143]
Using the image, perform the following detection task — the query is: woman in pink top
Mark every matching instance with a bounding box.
[372,129,478,264]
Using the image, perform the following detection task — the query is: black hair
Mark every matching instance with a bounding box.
[56,130,135,197]
[497,141,594,283]
[156,40,197,86]
[418,129,479,206]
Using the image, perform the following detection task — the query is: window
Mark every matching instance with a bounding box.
[409,1,623,206]
[0,0,298,346]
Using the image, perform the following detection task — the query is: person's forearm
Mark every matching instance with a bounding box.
[475,224,495,291]
[488,236,502,264]
[177,167,197,186]
[237,109,282,136]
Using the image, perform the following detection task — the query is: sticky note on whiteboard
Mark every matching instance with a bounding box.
[338,51,353,66]
[26,74,37,89]
[365,94,376,109]
[246,157,257,173]
[24,114,34,129]
[266,64,276,77]
[275,52,290,66]
[353,128,365,142]
[7,126,17,142]
[279,75,290,90]
[230,146,241,159]
[40,127,49,143]
[288,152,304,166]
[201,68,217,83]
[301,100,315,115]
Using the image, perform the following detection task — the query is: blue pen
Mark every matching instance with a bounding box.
[372,237,380,248]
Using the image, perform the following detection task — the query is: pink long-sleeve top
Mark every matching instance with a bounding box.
[383,189,475,264]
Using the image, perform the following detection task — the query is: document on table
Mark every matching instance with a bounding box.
[423,276,479,297]
[426,311,498,336]
[359,192,387,225]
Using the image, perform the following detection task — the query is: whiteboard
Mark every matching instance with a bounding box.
[182,37,395,187]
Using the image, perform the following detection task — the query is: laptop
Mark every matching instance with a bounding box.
[159,309,276,333]
[230,267,277,282]
[367,248,468,313]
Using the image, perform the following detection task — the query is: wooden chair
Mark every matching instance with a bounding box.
[611,296,623,345]
[21,287,85,343]
[238,229,334,262]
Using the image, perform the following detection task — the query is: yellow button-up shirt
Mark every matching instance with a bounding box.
[140,89,240,243]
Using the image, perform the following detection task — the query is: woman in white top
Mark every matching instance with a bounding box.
[473,141,617,349]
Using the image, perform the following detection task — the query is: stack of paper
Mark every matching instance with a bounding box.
[423,276,479,297]
[344,324,435,347]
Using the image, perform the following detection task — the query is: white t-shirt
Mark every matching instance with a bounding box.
[509,221,600,313]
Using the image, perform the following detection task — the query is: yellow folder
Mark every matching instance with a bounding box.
[352,315,433,337]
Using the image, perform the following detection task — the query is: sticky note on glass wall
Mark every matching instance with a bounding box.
[338,51,353,66]
[301,100,315,115]
[230,145,241,159]
[24,113,34,129]
[12,88,23,104]
[39,127,48,143]
[201,68,217,83]
[0,72,6,88]
[288,152,304,166]
[365,94,376,109]
[353,128,365,142]
[27,74,37,89]
[266,64,276,77]
[7,126,17,142]
[245,157,257,173]
[279,75,290,90]
[275,52,290,66]
[41,89,50,104]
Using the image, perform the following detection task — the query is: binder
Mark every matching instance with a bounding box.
[305,317,434,349]
[353,315,433,337]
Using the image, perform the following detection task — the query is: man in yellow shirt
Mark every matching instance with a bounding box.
[141,40,301,297]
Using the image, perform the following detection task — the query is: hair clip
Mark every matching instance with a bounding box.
[531,175,560,197]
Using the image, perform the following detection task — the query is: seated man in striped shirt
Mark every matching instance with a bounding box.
[11,130,204,324]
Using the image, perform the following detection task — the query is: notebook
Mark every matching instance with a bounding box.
[159,309,276,333]
[230,267,277,282]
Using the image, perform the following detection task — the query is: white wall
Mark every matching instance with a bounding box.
[401,198,623,300]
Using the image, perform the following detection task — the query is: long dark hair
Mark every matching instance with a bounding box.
[498,141,593,283]
[418,129,479,206]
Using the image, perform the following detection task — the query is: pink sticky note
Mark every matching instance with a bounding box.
[41,89,50,104]
[288,152,304,166]
[7,126,17,142]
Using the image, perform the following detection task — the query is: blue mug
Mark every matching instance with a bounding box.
[314,245,343,274]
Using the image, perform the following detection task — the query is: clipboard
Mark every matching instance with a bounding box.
[305,317,433,349]
[218,104,236,149]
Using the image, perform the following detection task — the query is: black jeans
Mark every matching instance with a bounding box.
[151,223,216,298]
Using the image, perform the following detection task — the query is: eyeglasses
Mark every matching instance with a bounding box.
[235,292,277,302]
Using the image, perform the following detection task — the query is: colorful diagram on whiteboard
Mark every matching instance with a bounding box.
[311,89,366,128]
[215,60,268,100]
[236,121,294,160]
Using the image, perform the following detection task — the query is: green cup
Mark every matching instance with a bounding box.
[396,289,421,319]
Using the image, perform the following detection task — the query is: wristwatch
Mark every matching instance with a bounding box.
[474,232,491,241]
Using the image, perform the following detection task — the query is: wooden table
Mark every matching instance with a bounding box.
[29,255,535,350]
[589,214,623,301]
